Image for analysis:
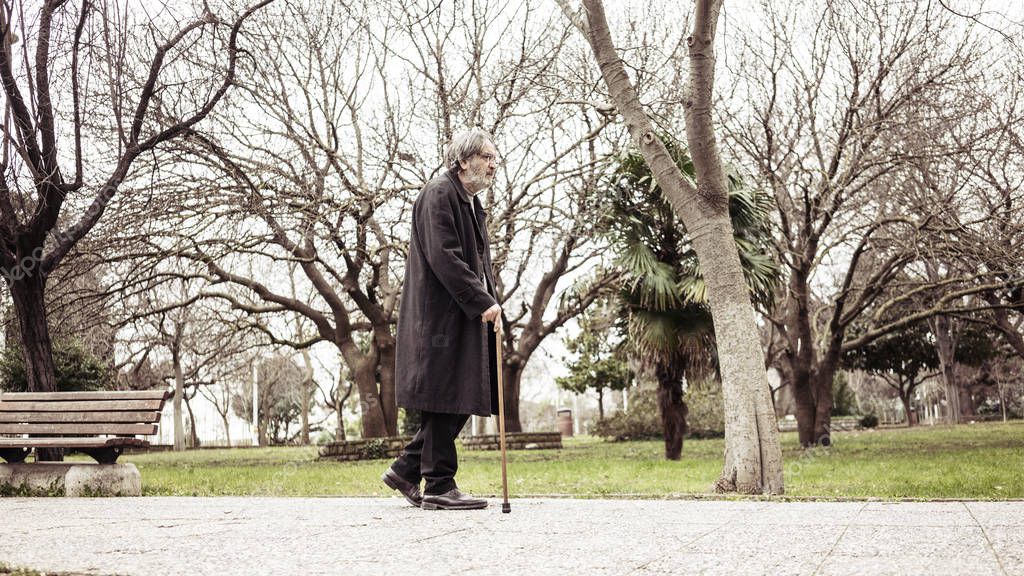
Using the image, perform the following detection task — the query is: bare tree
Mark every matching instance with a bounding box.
[561,0,784,494]
[151,0,413,438]
[0,0,270,410]
[720,0,1022,446]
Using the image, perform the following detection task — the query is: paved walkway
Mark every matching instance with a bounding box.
[0,497,1021,575]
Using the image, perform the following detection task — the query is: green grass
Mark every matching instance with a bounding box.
[0,563,44,576]
[119,420,1024,499]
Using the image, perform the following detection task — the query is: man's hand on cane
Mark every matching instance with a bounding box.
[482,304,502,332]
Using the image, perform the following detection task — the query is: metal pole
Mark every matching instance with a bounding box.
[252,363,260,446]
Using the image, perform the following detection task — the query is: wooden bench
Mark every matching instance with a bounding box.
[0,390,169,465]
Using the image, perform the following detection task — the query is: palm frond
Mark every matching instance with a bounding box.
[600,134,780,379]
[676,274,708,305]
[635,262,683,310]
[618,240,659,277]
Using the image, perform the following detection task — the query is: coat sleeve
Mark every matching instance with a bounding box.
[416,187,497,319]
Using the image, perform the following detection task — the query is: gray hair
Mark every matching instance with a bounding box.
[445,128,494,173]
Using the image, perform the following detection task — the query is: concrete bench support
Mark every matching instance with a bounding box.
[0,462,141,497]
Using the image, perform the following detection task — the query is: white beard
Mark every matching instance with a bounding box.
[462,168,493,193]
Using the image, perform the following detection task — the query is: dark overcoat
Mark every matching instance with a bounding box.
[395,170,500,417]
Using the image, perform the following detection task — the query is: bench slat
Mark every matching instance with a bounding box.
[0,391,169,402]
[0,411,161,424]
[0,423,157,435]
[0,400,165,412]
[0,437,149,449]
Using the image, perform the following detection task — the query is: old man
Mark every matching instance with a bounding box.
[382,128,502,510]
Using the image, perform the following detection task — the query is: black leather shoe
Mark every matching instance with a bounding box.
[382,468,422,507]
[421,489,488,510]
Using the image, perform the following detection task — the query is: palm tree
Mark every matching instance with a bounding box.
[603,136,777,460]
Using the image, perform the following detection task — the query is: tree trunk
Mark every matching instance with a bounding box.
[580,0,783,493]
[375,330,399,436]
[172,345,186,451]
[184,391,200,448]
[790,360,835,446]
[302,376,311,443]
[901,394,914,427]
[960,387,975,417]
[335,395,347,442]
[941,363,960,424]
[352,360,388,438]
[334,369,348,442]
[694,216,785,493]
[299,349,314,445]
[782,257,836,447]
[597,388,605,421]
[792,372,817,446]
[220,412,232,447]
[811,370,833,446]
[259,397,270,446]
[503,361,525,433]
[999,382,1008,422]
[8,270,58,393]
[768,379,786,416]
[7,270,63,461]
[655,366,688,460]
[930,315,961,424]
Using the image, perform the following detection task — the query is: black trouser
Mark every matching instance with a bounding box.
[390,411,471,495]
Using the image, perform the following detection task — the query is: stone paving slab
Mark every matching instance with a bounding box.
[0,497,1021,576]
[816,554,1005,576]
[966,501,1024,527]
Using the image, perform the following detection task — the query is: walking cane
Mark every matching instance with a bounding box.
[495,320,511,513]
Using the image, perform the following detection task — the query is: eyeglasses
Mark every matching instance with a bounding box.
[477,153,502,166]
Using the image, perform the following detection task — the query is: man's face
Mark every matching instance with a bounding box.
[459,141,499,193]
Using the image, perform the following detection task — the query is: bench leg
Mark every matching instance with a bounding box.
[0,448,30,463]
[80,447,123,465]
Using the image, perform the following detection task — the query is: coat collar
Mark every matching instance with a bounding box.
[446,169,475,204]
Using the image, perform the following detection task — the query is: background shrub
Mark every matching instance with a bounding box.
[592,381,726,441]
[859,413,880,428]
[592,386,662,441]
[686,381,725,438]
